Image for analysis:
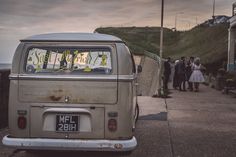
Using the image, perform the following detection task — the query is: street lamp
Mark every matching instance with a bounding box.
[180,19,191,30]
[153,0,164,97]
[160,0,164,60]
[175,12,184,31]
[186,21,191,30]
[212,0,216,24]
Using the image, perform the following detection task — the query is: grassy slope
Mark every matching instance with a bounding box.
[95,24,229,72]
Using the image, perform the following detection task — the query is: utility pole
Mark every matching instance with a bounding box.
[175,12,184,31]
[175,14,177,31]
[187,21,191,30]
[154,0,164,97]
[160,0,164,61]
[212,0,216,24]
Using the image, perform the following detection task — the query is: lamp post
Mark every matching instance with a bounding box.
[179,19,192,30]
[160,0,164,60]
[212,0,216,24]
[175,12,184,31]
[187,21,191,30]
[154,0,164,97]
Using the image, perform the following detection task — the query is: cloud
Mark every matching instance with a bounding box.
[0,0,235,63]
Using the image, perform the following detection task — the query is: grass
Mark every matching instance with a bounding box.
[95,24,229,73]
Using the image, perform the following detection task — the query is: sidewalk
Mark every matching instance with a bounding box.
[131,84,236,157]
[166,85,236,157]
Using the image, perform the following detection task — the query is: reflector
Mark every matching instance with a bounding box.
[108,119,117,132]
[18,116,26,129]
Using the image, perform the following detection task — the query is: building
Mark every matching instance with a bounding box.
[227,2,236,72]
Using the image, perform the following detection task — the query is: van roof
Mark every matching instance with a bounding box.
[21,33,123,43]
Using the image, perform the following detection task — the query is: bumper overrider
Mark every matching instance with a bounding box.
[2,135,137,151]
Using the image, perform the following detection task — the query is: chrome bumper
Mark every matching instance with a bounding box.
[2,135,137,151]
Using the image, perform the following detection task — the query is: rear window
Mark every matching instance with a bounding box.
[25,47,112,74]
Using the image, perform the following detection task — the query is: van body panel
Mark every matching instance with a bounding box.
[8,80,30,137]
[104,82,134,139]
[19,80,117,104]
[11,43,24,74]
[30,106,105,139]
[116,43,134,75]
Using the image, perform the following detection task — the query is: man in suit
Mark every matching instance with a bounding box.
[178,56,186,91]
[163,57,171,90]
[173,60,180,89]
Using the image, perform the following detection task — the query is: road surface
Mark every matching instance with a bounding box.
[1,85,236,157]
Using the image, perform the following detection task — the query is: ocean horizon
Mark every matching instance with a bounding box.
[0,63,11,70]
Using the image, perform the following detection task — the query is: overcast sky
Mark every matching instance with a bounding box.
[0,0,235,63]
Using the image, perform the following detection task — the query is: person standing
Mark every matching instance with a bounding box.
[189,58,205,92]
[177,57,186,91]
[186,57,194,91]
[163,57,171,90]
[173,60,179,89]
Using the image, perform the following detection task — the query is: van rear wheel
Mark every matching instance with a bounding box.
[117,151,132,156]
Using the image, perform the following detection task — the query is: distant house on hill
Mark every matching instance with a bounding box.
[227,3,236,72]
[200,15,230,27]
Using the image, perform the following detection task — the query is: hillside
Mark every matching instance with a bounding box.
[95,23,229,73]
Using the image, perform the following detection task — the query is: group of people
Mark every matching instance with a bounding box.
[163,56,205,92]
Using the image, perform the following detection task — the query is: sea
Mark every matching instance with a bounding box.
[0,63,11,70]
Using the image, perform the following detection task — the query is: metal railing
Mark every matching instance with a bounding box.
[143,50,159,61]
[142,50,164,62]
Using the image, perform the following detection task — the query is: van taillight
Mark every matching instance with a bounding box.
[18,116,26,129]
[108,119,117,132]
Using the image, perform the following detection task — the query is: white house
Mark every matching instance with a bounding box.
[228,2,236,72]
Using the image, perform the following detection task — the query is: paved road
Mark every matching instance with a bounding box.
[167,85,236,157]
[1,85,236,157]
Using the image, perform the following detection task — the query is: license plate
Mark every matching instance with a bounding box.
[56,114,79,132]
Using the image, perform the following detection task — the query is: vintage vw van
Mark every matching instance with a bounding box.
[2,33,140,151]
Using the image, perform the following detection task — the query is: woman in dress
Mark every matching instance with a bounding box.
[189,58,205,92]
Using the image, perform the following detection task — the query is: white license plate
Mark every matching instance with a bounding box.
[56,114,79,132]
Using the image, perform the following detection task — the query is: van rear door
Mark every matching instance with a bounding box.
[18,45,117,139]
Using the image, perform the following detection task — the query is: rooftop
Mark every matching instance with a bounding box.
[21,33,123,42]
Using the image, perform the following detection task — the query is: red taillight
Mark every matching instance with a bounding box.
[108,119,117,132]
[18,116,26,129]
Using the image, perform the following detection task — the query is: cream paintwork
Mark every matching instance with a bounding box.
[3,33,138,151]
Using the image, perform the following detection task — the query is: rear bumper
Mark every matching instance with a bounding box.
[2,135,137,151]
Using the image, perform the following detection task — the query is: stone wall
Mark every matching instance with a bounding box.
[0,69,10,129]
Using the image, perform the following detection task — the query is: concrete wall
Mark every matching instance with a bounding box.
[137,56,161,96]
[0,69,10,129]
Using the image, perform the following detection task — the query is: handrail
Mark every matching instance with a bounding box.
[142,50,163,62]
[127,41,162,62]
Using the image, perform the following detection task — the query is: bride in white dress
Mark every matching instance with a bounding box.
[189,58,205,92]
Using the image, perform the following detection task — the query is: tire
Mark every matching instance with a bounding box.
[118,151,132,156]
[24,150,38,154]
